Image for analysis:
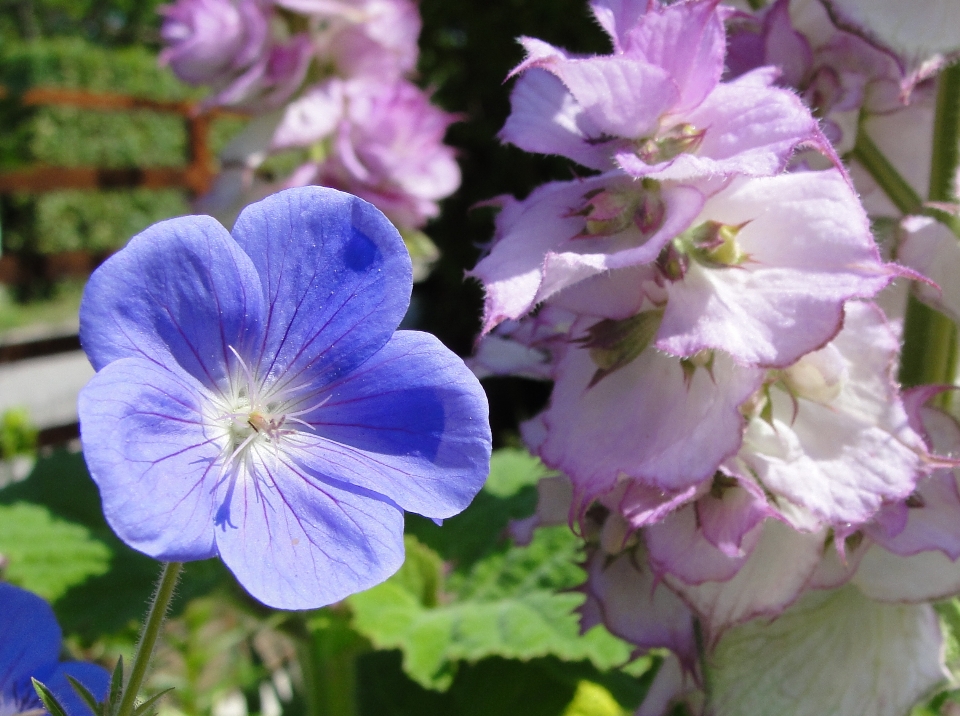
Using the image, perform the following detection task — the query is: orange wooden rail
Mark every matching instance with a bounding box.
[0,86,249,288]
[0,85,247,196]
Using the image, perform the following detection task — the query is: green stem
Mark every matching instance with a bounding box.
[117,561,183,716]
[850,128,923,215]
[899,298,958,388]
[852,68,960,391]
[693,618,711,710]
[295,610,366,716]
[929,63,960,204]
[899,64,960,392]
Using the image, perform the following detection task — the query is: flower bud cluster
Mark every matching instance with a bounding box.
[470,1,960,713]
[159,0,459,239]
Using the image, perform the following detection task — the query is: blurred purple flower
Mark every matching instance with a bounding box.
[287,77,461,228]
[0,583,109,716]
[275,0,422,79]
[77,187,491,610]
[159,0,269,86]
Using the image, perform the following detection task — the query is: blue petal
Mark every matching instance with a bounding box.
[287,331,492,519]
[0,584,60,697]
[214,451,405,610]
[230,187,412,389]
[79,215,265,389]
[44,662,110,716]
[78,357,222,561]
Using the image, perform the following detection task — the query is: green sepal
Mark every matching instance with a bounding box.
[579,310,664,387]
[132,688,175,716]
[107,656,124,715]
[66,675,104,716]
[32,678,69,716]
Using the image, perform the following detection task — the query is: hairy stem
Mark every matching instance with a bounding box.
[851,69,960,391]
[850,128,922,215]
[901,64,960,393]
[117,561,183,716]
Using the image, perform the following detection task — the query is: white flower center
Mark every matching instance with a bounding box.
[210,348,327,474]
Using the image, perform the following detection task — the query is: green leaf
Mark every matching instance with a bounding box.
[108,656,124,714]
[32,678,69,716]
[0,451,232,639]
[349,529,630,691]
[66,675,103,716]
[132,687,175,716]
[0,502,110,600]
[0,407,38,459]
[483,447,552,498]
[405,447,549,570]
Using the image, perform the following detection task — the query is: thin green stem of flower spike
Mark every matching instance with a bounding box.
[295,610,366,716]
[850,128,923,216]
[693,618,712,710]
[930,63,960,206]
[851,68,960,393]
[900,64,960,393]
[116,561,183,716]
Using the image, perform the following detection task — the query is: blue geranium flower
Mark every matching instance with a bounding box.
[0,583,109,716]
[78,187,491,609]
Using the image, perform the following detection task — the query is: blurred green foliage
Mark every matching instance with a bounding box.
[350,451,630,691]
[0,0,167,46]
[0,406,37,458]
[0,446,650,716]
[0,37,247,293]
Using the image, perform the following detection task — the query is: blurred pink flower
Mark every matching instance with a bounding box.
[275,0,422,79]
[286,77,461,228]
[159,0,269,86]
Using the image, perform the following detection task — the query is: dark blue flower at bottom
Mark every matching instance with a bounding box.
[78,187,491,610]
[0,583,108,716]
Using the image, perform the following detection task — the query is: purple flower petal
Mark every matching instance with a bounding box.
[283,330,491,518]
[646,503,761,585]
[739,302,925,527]
[213,450,405,610]
[499,70,611,171]
[869,406,960,559]
[231,187,413,388]
[665,519,826,640]
[616,69,820,181]
[529,55,678,140]
[589,0,650,52]
[620,0,725,114]
[656,170,892,367]
[584,547,697,668]
[0,584,108,716]
[471,175,705,332]
[80,215,265,389]
[0,583,61,695]
[79,357,221,561]
[539,340,762,503]
[618,482,699,530]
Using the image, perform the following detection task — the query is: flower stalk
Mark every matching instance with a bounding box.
[296,610,366,716]
[899,63,960,392]
[116,561,183,716]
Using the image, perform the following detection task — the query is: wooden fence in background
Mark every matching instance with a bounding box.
[0,87,242,447]
[0,85,242,285]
